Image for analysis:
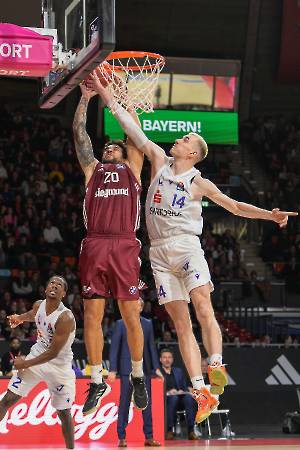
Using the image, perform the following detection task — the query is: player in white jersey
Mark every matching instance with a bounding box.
[87,73,298,423]
[0,276,76,450]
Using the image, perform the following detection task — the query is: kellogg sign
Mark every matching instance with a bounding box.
[0,378,165,445]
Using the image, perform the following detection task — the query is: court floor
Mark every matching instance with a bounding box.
[2,438,300,450]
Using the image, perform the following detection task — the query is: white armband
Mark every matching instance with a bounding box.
[108,100,148,149]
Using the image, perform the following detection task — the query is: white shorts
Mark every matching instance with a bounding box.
[8,354,75,410]
[150,234,213,305]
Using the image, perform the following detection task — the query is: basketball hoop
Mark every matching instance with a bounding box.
[98,51,165,114]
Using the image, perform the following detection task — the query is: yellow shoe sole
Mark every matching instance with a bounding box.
[209,368,228,395]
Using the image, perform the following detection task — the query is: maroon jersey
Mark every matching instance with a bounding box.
[83,162,141,235]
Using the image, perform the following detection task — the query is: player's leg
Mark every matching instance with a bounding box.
[179,236,228,395]
[165,300,218,423]
[118,299,148,410]
[165,300,202,378]
[190,284,228,395]
[56,409,74,450]
[83,299,111,414]
[80,237,111,382]
[110,237,148,410]
[47,365,76,448]
[1,366,42,420]
[83,297,106,380]
[0,390,20,420]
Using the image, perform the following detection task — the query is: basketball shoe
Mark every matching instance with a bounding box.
[208,363,228,395]
[193,387,219,423]
[82,381,111,415]
[129,373,148,410]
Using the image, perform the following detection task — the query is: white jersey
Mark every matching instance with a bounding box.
[30,300,75,366]
[145,158,203,241]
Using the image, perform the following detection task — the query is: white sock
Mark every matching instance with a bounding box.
[131,359,144,378]
[90,364,103,384]
[191,376,205,390]
[209,353,223,366]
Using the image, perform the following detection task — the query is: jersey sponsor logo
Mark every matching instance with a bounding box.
[56,384,64,392]
[149,206,182,217]
[176,181,185,191]
[82,286,91,294]
[153,190,162,204]
[47,323,54,335]
[183,261,190,271]
[94,187,129,198]
[158,177,163,186]
[116,164,125,169]
[129,286,137,295]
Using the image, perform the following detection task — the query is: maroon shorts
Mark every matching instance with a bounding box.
[79,235,141,300]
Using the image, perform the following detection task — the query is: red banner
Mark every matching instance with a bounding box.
[0,378,165,445]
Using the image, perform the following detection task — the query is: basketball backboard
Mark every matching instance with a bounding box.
[39,0,115,109]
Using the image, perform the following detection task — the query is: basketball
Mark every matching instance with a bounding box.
[84,62,113,88]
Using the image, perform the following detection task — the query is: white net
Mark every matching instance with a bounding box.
[98,52,165,114]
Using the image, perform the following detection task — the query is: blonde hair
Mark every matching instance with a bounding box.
[189,132,208,161]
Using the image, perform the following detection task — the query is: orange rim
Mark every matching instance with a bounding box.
[104,51,165,72]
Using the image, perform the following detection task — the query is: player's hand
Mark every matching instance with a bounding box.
[8,314,23,329]
[79,82,97,100]
[107,371,117,383]
[85,71,106,94]
[14,356,29,370]
[271,208,298,228]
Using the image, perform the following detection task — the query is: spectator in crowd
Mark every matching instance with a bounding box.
[1,337,23,376]
[0,310,10,339]
[43,219,63,247]
[108,299,162,447]
[162,330,175,343]
[160,349,198,440]
[12,270,33,299]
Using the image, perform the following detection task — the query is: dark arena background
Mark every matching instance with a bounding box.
[0,1,300,449]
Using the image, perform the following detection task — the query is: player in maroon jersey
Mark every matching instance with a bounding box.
[73,84,148,415]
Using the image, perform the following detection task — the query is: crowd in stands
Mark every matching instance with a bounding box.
[241,116,300,293]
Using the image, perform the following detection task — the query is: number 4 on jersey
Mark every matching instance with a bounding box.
[172,194,186,208]
[158,285,167,298]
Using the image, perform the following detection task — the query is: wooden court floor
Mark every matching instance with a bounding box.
[2,438,300,450]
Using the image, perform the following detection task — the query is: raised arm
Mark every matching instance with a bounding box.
[126,109,144,183]
[73,84,98,184]
[8,300,42,328]
[87,72,166,174]
[193,175,298,227]
[14,312,75,369]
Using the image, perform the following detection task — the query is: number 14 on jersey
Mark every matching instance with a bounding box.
[172,194,186,208]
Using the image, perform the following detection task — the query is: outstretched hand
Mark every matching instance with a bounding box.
[8,314,23,329]
[14,356,29,370]
[271,208,298,228]
[85,71,107,95]
[79,82,97,100]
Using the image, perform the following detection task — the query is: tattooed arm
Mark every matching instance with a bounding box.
[73,84,98,184]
